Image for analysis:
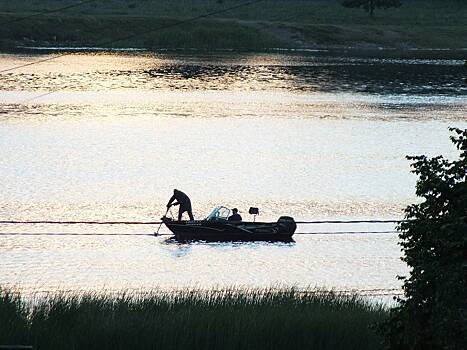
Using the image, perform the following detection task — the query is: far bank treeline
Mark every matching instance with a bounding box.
[0,0,466,50]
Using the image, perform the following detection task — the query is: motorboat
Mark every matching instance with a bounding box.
[160,206,296,241]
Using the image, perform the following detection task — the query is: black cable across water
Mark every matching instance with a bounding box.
[0,219,403,225]
[0,220,160,225]
[0,219,401,236]
[0,231,398,236]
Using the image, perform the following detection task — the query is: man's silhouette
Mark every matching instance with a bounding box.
[228,208,242,221]
[167,189,194,221]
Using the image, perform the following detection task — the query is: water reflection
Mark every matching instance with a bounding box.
[0,51,466,295]
[1,52,465,95]
[160,238,193,258]
[1,95,465,124]
[0,232,406,294]
[159,238,296,259]
[145,61,467,95]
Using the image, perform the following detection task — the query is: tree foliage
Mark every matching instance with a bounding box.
[342,0,402,16]
[381,128,467,350]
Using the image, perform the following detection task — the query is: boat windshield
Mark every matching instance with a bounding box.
[206,206,231,221]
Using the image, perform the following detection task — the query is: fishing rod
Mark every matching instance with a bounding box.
[155,206,175,236]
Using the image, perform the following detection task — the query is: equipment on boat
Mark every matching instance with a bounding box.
[249,207,259,221]
[156,207,170,236]
[160,206,296,241]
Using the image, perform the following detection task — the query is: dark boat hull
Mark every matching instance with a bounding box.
[162,218,295,242]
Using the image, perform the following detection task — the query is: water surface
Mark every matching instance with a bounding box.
[1,51,466,296]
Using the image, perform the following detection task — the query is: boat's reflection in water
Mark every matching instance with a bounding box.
[161,237,296,246]
[159,236,295,259]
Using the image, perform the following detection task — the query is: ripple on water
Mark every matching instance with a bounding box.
[0,52,465,295]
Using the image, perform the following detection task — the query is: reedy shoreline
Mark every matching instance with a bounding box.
[1,287,387,350]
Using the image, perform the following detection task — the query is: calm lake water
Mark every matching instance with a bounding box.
[1,51,466,297]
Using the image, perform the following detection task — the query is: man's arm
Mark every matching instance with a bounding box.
[167,194,176,208]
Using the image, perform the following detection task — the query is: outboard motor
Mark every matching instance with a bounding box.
[277,216,297,234]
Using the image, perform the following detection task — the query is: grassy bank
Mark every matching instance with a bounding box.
[0,15,279,50]
[0,0,466,50]
[0,287,387,350]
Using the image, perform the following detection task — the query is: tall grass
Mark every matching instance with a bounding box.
[0,289,29,344]
[0,287,387,349]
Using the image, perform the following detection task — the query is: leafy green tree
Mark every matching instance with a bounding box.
[342,0,402,16]
[381,127,467,350]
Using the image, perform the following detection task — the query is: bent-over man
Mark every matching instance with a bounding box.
[167,189,194,221]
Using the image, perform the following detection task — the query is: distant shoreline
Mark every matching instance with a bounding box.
[1,0,466,55]
[4,45,467,60]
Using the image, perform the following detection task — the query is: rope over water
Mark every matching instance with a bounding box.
[0,219,401,235]
[0,231,398,236]
[0,219,404,225]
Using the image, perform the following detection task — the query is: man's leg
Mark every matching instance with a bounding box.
[187,209,194,221]
[178,207,183,221]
